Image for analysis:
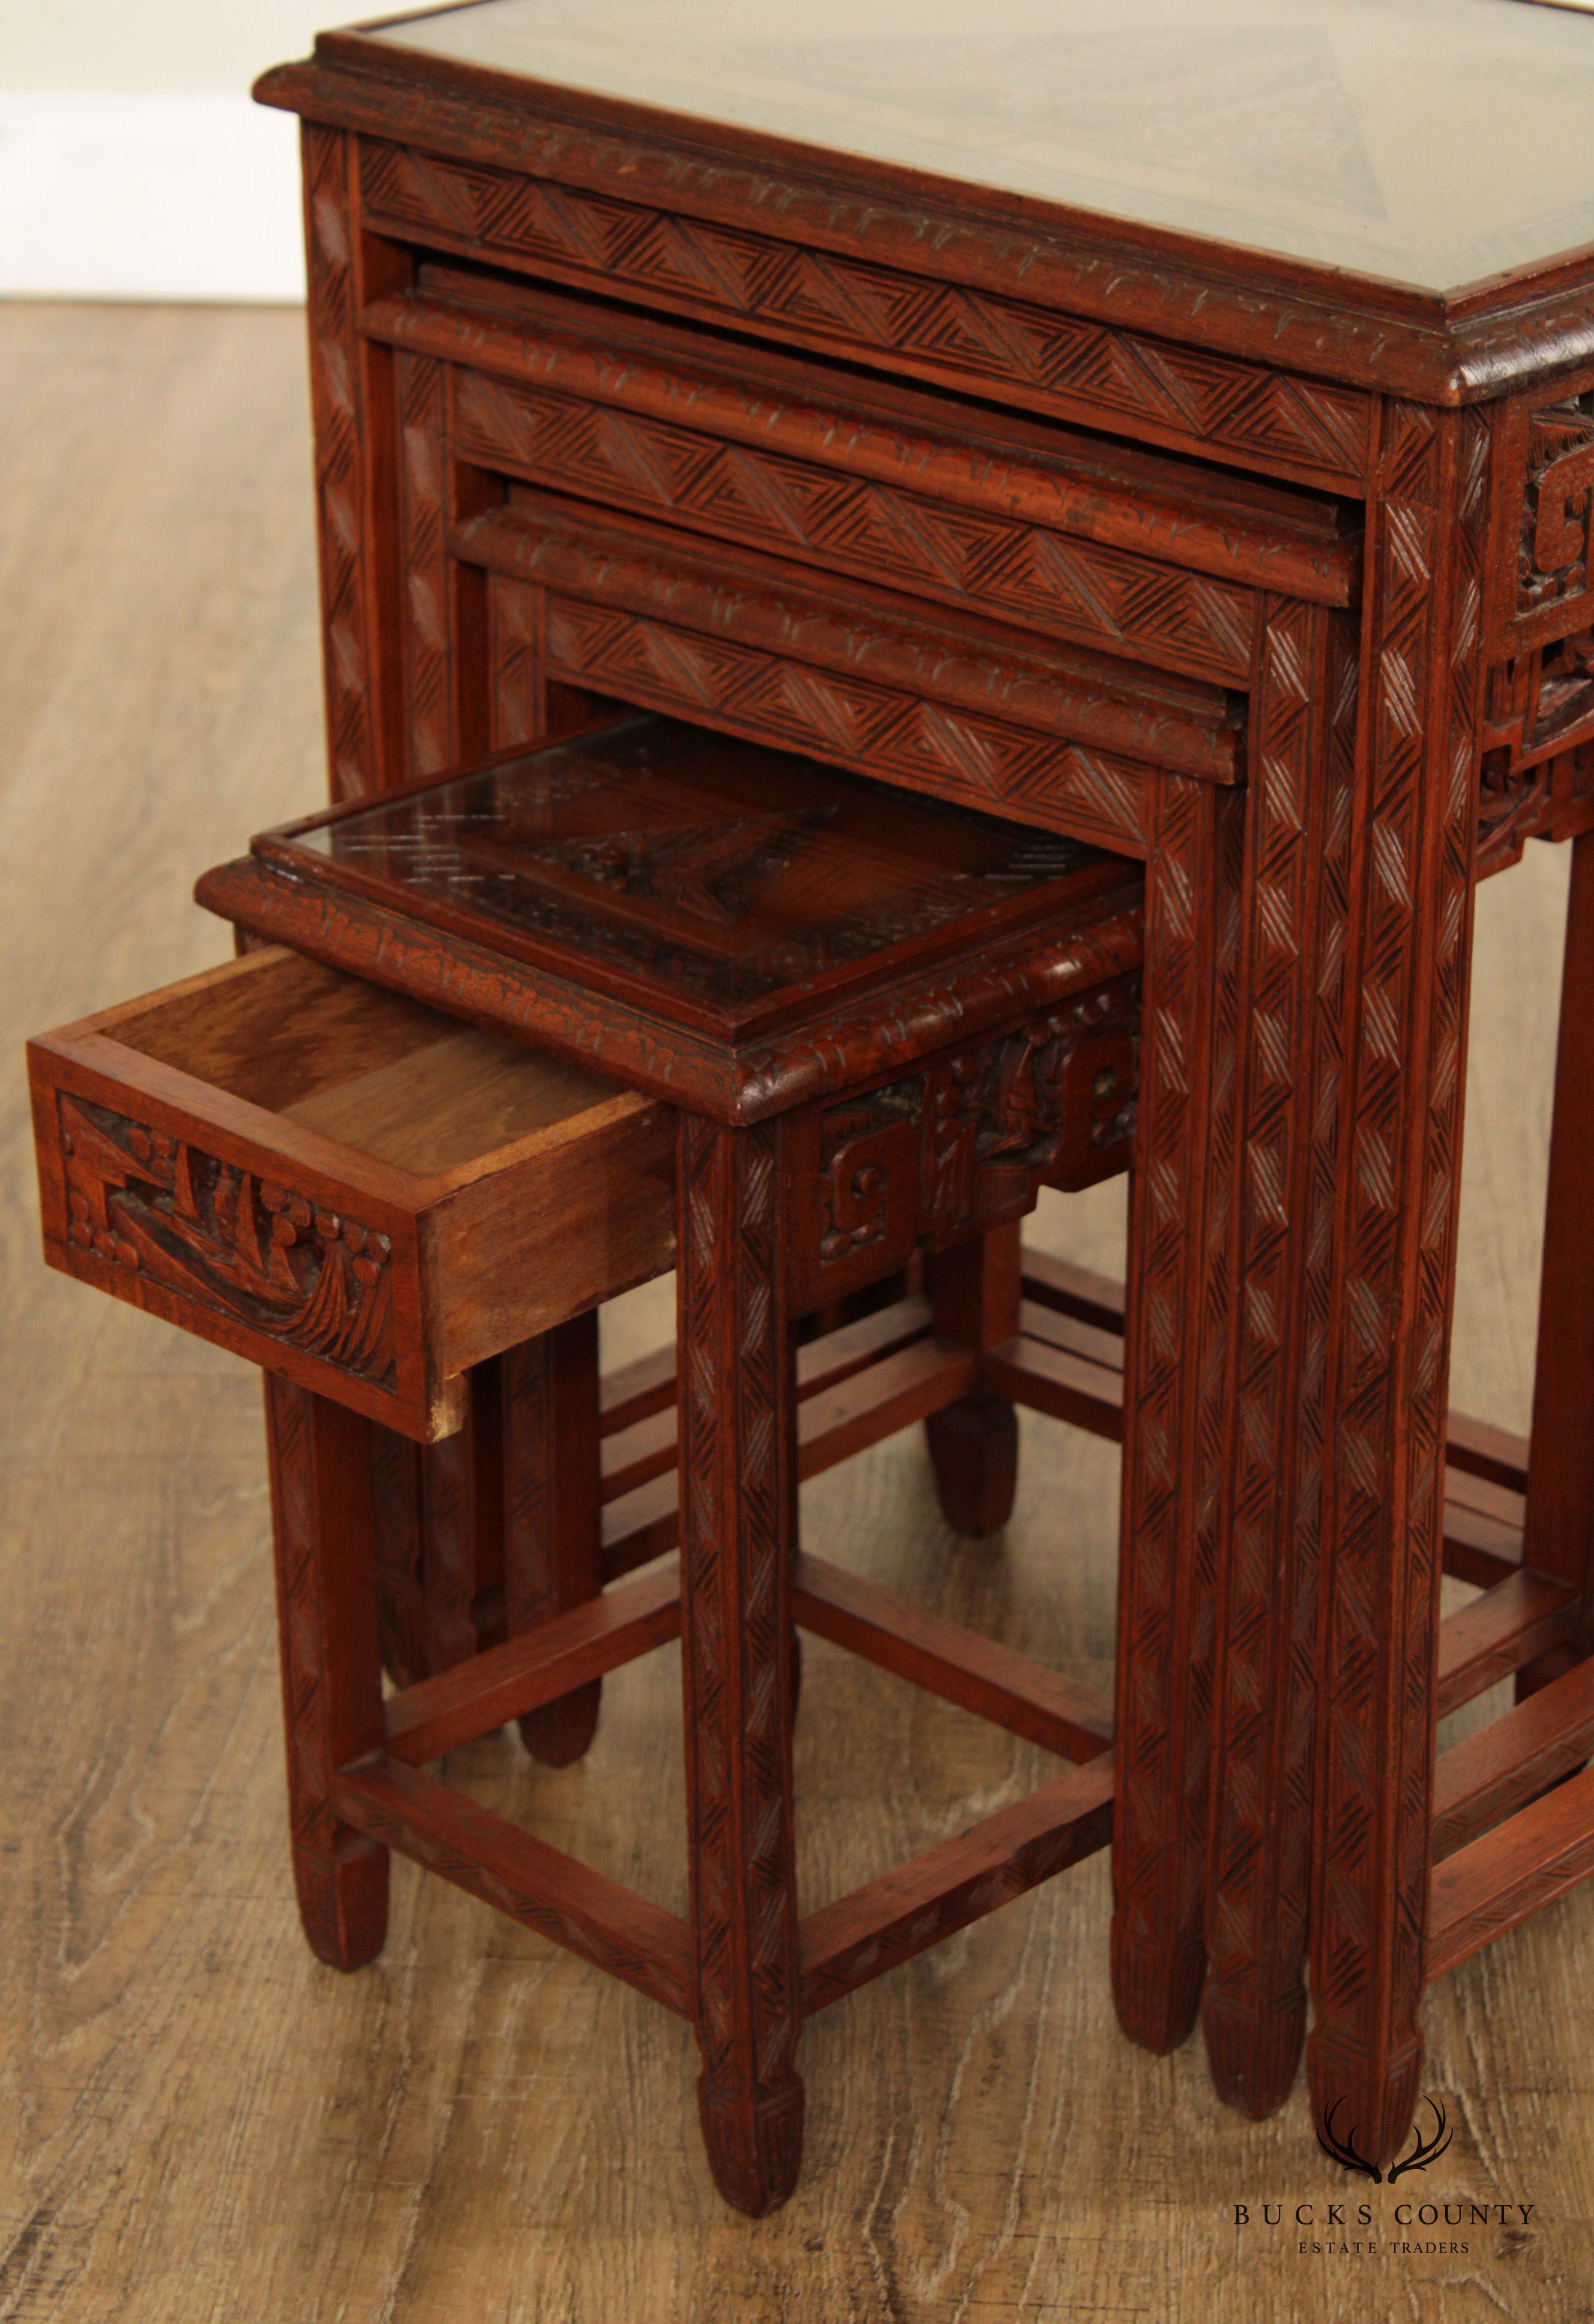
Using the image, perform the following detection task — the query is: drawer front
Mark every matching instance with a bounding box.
[32,1036,432,1430]
[30,950,675,1442]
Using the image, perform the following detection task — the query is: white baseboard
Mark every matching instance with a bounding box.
[0,93,305,303]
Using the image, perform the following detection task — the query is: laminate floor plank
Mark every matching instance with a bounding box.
[1,302,1590,2322]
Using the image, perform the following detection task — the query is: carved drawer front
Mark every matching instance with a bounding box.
[28,947,675,1443]
[366,272,1360,691]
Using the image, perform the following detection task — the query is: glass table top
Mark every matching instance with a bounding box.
[357,0,1594,296]
[260,715,1126,1034]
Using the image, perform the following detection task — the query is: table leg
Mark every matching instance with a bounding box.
[1307,401,1490,2160]
[1112,772,1245,2054]
[1201,599,1361,2115]
[368,1365,499,1684]
[504,1315,605,1764]
[1520,828,1594,1687]
[263,1374,388,1971]
[924,1222,1022,1537]
[677,1112,804,2217]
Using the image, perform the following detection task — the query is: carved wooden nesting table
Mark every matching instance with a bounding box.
[235,0,1594,2174]
[37,713,1149,2214]
[30,0,1594,2210]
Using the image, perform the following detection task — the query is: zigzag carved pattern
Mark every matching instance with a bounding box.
[361,140,1370,483]
[677,1114,804,2214]
[1201,598,1359,2110]
[1308,401,1492,2158]
[304,128,376,802]
[1111,770,1245,2050]
[335,1762,694,2016]
[489,572,542,751]
[453,368,1257,683]
[397,350,453,776]
[544,597,1152,857]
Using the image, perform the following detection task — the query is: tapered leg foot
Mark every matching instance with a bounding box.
[698,2077,805,2217]
[290,1842,389,1974]
[519,1681,603,1767]
[264,1375,389,1971]
[1111,1927,1204,2056]
[1203,1989,1306,2118]
[1308,2029,1425,2171]
[925,1394,1018,1537]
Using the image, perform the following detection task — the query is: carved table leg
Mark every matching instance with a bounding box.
[263,1374,388,1971]
[504,1315,605,1765]
[677,1112,804,2217]
[924,1222,1021,1537]
[1201,600,1361,2116]
[1111,772,1245,2056]
[1520,827,1594,1691]
[1307,402,1490,2161]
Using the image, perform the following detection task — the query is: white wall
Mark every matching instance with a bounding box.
[0,3,349,298]
[1,3,336,94]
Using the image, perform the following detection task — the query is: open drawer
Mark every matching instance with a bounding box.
[28,946,675,1441]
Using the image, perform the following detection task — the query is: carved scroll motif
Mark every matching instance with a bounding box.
[799,983,1139,1307]
[58,1093,396,1389]
[1476,629,1594,874]
[1518,396,1594,622]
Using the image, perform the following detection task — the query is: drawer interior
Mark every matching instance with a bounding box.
[108,948,628,1182]
[33,944,678,1438]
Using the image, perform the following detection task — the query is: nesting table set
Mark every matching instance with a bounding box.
[29,0,1594,2215]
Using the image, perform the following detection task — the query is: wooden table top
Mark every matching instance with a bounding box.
[356,0,1594,298]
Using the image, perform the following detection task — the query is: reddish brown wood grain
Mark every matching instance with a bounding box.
[1519,830,1594,1691]
[332,1752,695,2014]
[675,1111,805,2217]
[1432,1655,1594,1861]
[383,1561,682,1767]
[1427,1765,1594,1983]
[1307,403,1493,2165]
[922,1225,1023,1539]
[792,1553,1111,1765]
[502,1317,605,1765]
[799,1760,1114,2017]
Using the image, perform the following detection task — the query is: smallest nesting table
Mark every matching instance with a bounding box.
[39,710,1146,2215]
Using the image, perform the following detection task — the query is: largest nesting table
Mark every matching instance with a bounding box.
[250,0,1594,2161]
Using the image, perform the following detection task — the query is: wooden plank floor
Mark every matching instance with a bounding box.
[2,301,1591,2322]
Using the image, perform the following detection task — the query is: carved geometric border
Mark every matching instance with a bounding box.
[360,138,1372,487]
